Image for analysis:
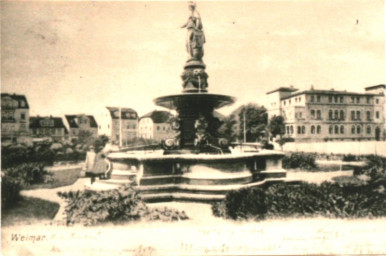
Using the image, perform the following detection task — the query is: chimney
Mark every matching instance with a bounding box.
[310,85,314,90]
[331,88,334,91]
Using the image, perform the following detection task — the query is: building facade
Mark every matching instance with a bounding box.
[98,107,138,144]
[29,116,68,141]
[1,93,31,144]
[266,85,385,141]
[138,111,175,141]
[64,114,98,140]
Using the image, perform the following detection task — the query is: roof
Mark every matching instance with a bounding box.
[106,107,138,120]
[280,89,377,100]
[30,116,68,133]
[1,93,29,109]
[65,115,98,128]
[139,111,173,123]
[365,84,385,91]
[266,87,298,95]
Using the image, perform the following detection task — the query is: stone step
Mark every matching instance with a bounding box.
[140,192,226,202]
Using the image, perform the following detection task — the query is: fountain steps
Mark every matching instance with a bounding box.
[87,177,289,202]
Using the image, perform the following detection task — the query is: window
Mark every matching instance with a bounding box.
[351,125,355,134]
[366,111,371,121]
[376,111,380,119]
[329,125,333,134]
[311,95,315,102]
[367,126,371,134]
[334,110,338,120]
[340,125,344,134]
[334,125,339,134]
[351,111,355,120]
[356,97,360,103]
[317,125,321,134]
[357,125,361,134]
[286,126,289,134]
[311,110,315,119]
[376,99,379,104]
[334,96,338,103]
[289,99,291,105]
[340,110,344,120]
[329,96,332,103]
[329,110,333,120]
[356,111,361,120]
[340,96,344,103]
[351,96,355,103]
[366,97,370,104]
[290,126,294,134]
[20,113,26,120]
[317,110,321,120]
[297,126,301,134]
[302,126,305,134]
[311,125,315,134]
[317,95,321,102]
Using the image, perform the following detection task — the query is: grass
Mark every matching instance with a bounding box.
[26,169,81,190]
[1,197,60,227]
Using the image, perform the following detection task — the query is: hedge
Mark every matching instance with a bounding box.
[282,152,318,170]
[212,182,386,220]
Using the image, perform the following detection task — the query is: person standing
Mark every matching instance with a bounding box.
[83,145,96,178]
[92,146,109,183]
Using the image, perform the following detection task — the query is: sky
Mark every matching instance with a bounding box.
[1,1,385,119]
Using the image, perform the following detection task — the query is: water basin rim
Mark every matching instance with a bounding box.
[107,151,285,161]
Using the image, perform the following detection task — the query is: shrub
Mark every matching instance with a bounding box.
[3,163,52,186]
[58,185,188,226]
[212,182,386,220]
[342,154,359,162]
[282,152,318,170]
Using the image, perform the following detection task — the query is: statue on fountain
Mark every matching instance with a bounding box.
[181,1,205,61]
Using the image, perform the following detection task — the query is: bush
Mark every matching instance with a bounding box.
[342,154,359,162]
[282,152,318,170]
[212,182,386,220]
[58,185,188,226]
[3,163,52,186]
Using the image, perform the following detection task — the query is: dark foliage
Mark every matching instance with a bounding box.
[282,152,318,170]
[268,115,285,138]
[58,185,188,226]
[1,163,52,209]
[212,182,386,220]
[1,175,22,209]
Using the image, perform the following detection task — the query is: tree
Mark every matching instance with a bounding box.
[268,115,285,138]
[218,103,267,142]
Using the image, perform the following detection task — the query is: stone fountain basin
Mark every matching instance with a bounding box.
[106,150,285,185]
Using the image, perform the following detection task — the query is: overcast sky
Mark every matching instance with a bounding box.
[1,1,384,119]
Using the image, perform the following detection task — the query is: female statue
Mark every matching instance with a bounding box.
[181,2,205,60]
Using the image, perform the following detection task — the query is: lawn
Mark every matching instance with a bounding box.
[1,197,60,227]
[26,168,81,190]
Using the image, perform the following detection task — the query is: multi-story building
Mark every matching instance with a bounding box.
[138,110,175,141]
[29,116,68,141]
[266,85,385,141]
[98,107,138,144]
[64,114,98,140]
[1,93,31,144]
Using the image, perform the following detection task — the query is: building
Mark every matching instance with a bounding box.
[64,114,98,140]
[138,110,175,141]
[266,85,385,141]
[29,116,68,141]
[98,107,138,145]
[1,93,31,144]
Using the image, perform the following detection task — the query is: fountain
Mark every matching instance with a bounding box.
[89,2,287,201]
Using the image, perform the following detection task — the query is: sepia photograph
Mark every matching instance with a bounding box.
[1,1,385,255]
